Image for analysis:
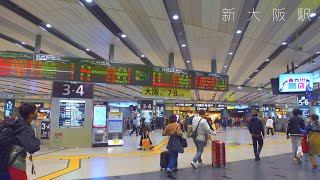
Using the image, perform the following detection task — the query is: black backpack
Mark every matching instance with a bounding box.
[0,122,16,172]
[0,121,27,172]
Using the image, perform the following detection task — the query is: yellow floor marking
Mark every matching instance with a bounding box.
[35,156,88,180]
[152,138,169,153]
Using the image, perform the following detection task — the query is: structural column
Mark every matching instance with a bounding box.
[108,44,114,62]
[34,35,41,54]
[211,59,217,73]
[169,52,175,68]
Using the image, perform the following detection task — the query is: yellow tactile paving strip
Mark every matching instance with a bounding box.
[35,138,290,180]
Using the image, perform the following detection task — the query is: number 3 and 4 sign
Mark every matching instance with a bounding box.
[52,82,94,99]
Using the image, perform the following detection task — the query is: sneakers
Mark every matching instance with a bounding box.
[166,170,176,179]
[198,162,204,166]
[191,161,198,169]
[294,157,302,164]
[255,153,260,161]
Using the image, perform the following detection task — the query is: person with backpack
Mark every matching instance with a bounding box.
[286,108,305,164]
[248,114,265,161]
[162,115,184,178]
[0,103,40,180]
[190,110,215,169]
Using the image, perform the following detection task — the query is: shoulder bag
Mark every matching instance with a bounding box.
[191,119,202,139]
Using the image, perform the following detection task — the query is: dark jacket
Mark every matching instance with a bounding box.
[10,118,40,171]
[286,115,305,136]
[166,134,184,153]
[248,117,265,137]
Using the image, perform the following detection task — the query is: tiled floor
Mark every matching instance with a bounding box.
[26,128,320,180]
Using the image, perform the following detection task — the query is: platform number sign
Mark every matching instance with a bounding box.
[40,121,50,139]
[262,104,269,112]
[297,95,309,107]
[52,81,93,99]
[141,100,153,110]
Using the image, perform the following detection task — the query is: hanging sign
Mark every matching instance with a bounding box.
[142,86,191,98]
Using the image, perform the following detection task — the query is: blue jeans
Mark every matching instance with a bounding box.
[167,150,178,171]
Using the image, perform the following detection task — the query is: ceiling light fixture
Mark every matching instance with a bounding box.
[282,42,287,45]
[172,15,179,20]
[141,55,145,58]
[265,59,270,62]
[186,60,190,63]
[236,30,242,34]
[247,77,251,79]
[309,13,316,17]
[254,69,259,72]
[15,43,22,47]
[46,24,52,28]
[21,42,26,44]
[316,52,320,54]
[86,0,93,2]
[121,34,126,38]
[86,48,90,51]
[295,64,299,67]
[224,65,228,68]
[237,86,242,89]
[229,52,233,55]
[181,44,186,47]
[258,88,262,91]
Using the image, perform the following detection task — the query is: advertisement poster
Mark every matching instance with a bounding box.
[59,100,86,128]
[93,105,107,128]
[279,73,313,93]
[108,112,124,146]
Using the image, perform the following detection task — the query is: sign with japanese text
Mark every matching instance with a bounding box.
[40,121,50,139]
[279,73,313,93]
[142,86,191,99]
[141,100,153,110]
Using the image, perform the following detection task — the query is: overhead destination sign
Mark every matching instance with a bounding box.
[0,51,228,91]
[142,86,192,98]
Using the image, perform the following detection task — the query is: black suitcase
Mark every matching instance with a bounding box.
[160,151,178,170]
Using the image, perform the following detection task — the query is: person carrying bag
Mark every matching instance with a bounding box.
[162,115,185,179]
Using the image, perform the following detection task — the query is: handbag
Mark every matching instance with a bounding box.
[191,119,202,139]
[181,137,188,148]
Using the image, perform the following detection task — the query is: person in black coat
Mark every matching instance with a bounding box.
[248,114,265,161]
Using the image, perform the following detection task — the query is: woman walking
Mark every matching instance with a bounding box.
[162,115,184,179]
[138,118,153,150]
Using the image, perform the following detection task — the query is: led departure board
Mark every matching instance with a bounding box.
[194,72,228,91]
[152,67,192,88]
[0,52,75,81]
[0,51,228,91]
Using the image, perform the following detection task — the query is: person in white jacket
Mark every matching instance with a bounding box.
[266,116,274,137]
[191,110,216,169]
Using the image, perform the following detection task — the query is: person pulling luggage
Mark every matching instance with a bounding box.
[190,110,216,169]
[248,114,265,161]
[162,115,185,179]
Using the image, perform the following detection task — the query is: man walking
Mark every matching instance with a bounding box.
[130,117,138,136]
[286,108,305,164]
[191,110,216,169]
[248,114,265,161]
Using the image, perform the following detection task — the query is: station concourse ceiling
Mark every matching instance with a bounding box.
[0,0,319,105]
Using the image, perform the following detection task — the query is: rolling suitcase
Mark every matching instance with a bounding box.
[212,140,226,168]
[160,151,178,170]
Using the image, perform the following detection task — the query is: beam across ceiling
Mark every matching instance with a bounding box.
[243,7,320,86]
[0,33,47,54]
[0,0,103,60]
[79,0,153,66]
